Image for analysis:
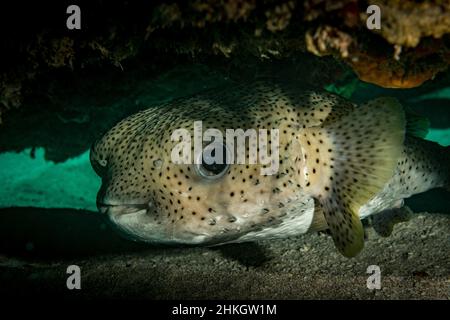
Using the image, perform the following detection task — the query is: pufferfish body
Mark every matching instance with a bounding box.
[91,81,449,257]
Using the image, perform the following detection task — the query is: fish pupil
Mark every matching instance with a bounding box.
[201,146,228,175]
[201,162,228,175]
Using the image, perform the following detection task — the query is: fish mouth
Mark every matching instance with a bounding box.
[97,201,212,245]
[96,202,150,216]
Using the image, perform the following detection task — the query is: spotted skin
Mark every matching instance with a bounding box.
[360,136,450,216]
[91,81,449,256]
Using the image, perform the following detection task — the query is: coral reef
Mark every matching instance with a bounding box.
[305,0,450,88]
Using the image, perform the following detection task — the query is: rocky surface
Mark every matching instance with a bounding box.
[0,208,448,299]
[1,1,450,120]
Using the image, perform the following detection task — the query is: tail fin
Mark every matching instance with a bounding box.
[404,107,429,139]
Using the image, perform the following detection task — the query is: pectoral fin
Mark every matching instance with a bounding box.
[299,97,406,257]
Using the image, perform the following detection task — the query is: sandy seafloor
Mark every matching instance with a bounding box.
[0,208,448,300]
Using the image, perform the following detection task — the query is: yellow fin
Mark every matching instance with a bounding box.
[308,200,329,232]
[298,97,406,257]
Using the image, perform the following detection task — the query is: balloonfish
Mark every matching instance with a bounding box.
[90,81,449,257]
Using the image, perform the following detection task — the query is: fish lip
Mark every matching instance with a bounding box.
[96,202,149,214]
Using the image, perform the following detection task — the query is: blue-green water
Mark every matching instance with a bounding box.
[0,148,99,210]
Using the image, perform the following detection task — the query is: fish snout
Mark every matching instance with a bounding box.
[96,184,155,216]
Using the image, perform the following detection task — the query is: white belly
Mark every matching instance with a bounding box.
[230,197,316,242]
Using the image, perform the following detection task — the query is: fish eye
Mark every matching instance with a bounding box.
[195,142,230,180]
